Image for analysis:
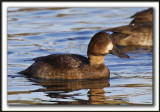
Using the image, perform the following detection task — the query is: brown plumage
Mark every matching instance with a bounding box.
[130,8,153,24]
[20,31,129,80]
[105,8,153,46]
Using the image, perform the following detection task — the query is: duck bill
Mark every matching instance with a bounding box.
[109,46,129,58]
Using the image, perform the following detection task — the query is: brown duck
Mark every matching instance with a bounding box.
[105,8,153,46]
[19,32,129,80]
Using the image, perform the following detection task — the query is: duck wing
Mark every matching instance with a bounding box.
[32,54,89,69]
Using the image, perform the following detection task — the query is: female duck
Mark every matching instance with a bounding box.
[130,8,153,24]
[105,8,153,46]
[20,31,129,80]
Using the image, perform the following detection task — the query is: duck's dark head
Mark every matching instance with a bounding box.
[130,8,153,24]
[87,31,129,63]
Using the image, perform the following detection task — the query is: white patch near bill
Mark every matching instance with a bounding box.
[106,42,113,51]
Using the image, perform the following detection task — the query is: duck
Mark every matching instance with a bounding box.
[130,8,153,24]
[19,31,129,80]
[104,8,153,46]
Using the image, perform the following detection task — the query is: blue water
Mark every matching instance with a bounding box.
[7,7,152,105]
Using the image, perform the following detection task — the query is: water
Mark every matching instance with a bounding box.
[7,7,152,105]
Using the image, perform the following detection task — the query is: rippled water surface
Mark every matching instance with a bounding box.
[8,7,152,105]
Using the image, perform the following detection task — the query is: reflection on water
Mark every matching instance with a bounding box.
[32,79,110,105]
[8,7,152,105]
[8,78,110,105]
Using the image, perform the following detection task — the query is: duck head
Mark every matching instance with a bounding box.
[87,31,129,60]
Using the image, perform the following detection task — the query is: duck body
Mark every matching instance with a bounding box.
[20,32,129,80]
[22,54,109,80]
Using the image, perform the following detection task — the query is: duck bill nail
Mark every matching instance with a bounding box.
[109,48,129,58]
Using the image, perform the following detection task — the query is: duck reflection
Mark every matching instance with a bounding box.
[29,78,110,104]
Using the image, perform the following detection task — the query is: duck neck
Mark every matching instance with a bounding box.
[88,54,105,65]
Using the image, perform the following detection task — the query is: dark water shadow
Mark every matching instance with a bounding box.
[27,78,110,105]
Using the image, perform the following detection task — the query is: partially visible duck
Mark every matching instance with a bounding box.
[19,31,129,80]
[105,8,153,46]
[130,8,153,24]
